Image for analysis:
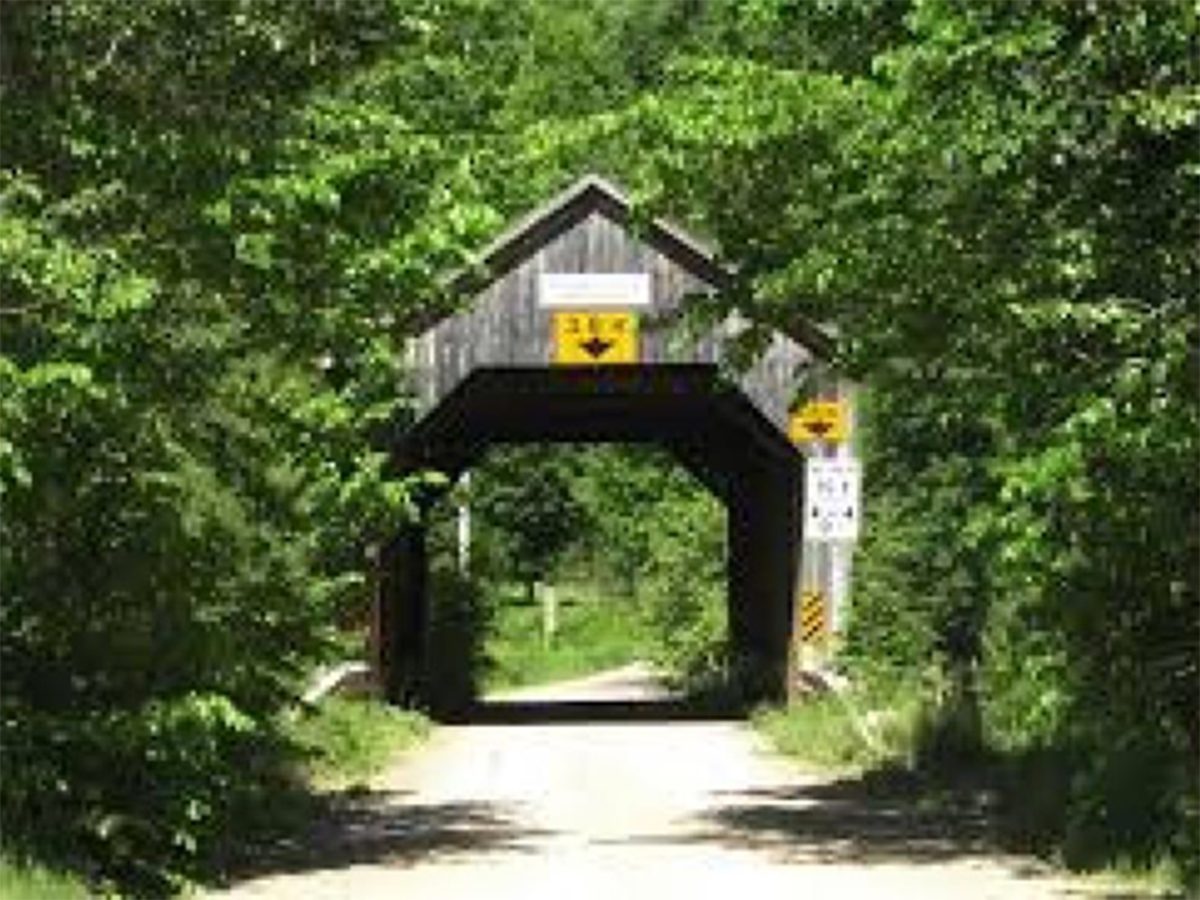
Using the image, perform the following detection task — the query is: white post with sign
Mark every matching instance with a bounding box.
[790,384,861,692]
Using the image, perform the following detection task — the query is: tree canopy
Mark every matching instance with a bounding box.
[1,0,1196,893]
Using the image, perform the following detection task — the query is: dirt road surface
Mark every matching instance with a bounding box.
[209,665,1119,900]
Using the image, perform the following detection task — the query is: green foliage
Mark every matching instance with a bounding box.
[1,692,297,896]
[426,444,726,699]
[424,443,728,698]
[636,488,729,694]
[467,446,588,590]
[755,682,929,772]
[842,460,990,681]
[3,0,1194,891]
[0,1,431,892]
[0,177,411,890]
[567,445,705,596]
[285,698,429,789]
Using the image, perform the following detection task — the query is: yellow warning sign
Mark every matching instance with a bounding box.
[553,312,638,365]
[798,591,827,643]
[789,400,847,444]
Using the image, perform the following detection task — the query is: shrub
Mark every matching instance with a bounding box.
[637,490,729,694]
[286,698,429,788]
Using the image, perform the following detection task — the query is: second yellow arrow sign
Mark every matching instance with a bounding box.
[789,400,847,443]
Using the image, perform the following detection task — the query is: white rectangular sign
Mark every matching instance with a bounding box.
[538,272,651,309]
[805,458,862,542]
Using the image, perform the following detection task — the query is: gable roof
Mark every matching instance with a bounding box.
[448,174,731,295]
[446,173,834,359]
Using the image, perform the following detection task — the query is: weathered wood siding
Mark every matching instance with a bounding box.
[410,210,811,434]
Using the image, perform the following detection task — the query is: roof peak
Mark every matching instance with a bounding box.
[450,173,729,295]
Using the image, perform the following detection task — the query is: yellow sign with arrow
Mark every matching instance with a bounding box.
[553,312,639,365]
[788,400,847,444]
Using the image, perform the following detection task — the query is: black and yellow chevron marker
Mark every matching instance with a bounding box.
[799,591,826,643]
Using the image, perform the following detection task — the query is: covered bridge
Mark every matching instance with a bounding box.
[375,175,833,707]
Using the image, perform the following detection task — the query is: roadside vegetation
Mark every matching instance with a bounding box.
[285,698,430,789]
[755,681,930,773]
[0,858,91,900]
[2,1,1194,896]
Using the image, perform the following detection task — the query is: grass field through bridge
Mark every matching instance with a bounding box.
[483,584,649,692]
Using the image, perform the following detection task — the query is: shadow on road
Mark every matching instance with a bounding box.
[450,698,746,725]
[613,772,1184,897]
[698,776,1000,864]
[600,770,1017,868]
[216,790,552,887]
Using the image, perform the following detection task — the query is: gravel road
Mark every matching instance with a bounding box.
[208,664,1124,900]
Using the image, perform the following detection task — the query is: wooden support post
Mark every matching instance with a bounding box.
[377,521,429,706]
[727,458,800,705]
[372,537,396,701]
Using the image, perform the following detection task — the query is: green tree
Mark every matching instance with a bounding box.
[0,0,452,889]
[468,447,587,598]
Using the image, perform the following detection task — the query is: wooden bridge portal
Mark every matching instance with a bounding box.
[376,176,830,708]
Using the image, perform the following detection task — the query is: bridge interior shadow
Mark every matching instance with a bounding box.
[443,697,748,726]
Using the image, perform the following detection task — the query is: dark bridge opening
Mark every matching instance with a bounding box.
[462,700,743,727]
[376,364,804,716]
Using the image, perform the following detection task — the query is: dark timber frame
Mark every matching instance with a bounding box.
[377,176,829,707]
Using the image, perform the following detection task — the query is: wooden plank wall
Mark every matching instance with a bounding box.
[410,211,812,435]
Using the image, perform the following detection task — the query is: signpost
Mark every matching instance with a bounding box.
[553,311,639,365]
[804,458,862,542]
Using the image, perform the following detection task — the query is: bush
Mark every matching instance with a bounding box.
[0,693,296,896]
[286,698,429,788]
[636,490,729,694]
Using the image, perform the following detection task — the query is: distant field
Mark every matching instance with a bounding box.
[484,586,647,690]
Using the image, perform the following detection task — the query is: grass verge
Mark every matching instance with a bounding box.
[753,682,927,772]
[0,858,91,900]
[1066,858,1187,898]
[198,697,431,891]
